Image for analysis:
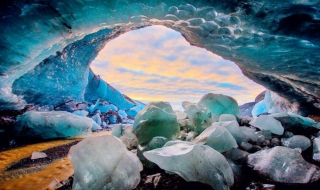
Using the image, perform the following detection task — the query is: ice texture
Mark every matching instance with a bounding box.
[72,110,89,117]
[91,113,102,125]
[281,135,311,151]
[182,101,212,133]
[313,138,320,162]
[193,124,238,152]
[251,100,268,117]
[68,135,143,190]
[126,104,146,118]
[133,102,179,145]
[247,146,320,184]
[249,115,284,135]
[219,114,237,122]
[239,127,257,142]
[137,136,168,168]
[215,121,250,145]
[144,141,234,190]
[1,0,320,116]
[84,70,135,110]
[272,113,317,133]
[14,111,96,139]
[199,93,240,116]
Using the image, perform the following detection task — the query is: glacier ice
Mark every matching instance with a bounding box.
[281,135,311,151]
[72,110,89,117]
[68,135,143,190]
[137,136,168,168]
[174,110,187,120]
[192,124,238,152]
[251,100,268,117]
[133,102,180,145]
[271,113,317,133]
[182,101,212,133]
[126,103,146,118]
[239,127,258,142]
[313,138,320,162]
[91,113,102,126]
[144,141,234,190]
[199,93,240,116]
[14,111,98,139]
[249,115,284,135]
[214,121,250,145]
[247,146,320,184]
[1,0,320,116]
[219,114,237,122]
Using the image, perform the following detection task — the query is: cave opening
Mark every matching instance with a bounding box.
[90,25,265,110]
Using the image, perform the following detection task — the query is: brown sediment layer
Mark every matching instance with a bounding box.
[0,131,111,189]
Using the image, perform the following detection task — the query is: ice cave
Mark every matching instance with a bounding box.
[0,0,320,190]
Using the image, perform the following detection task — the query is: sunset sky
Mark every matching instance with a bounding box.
[91,25,265,110]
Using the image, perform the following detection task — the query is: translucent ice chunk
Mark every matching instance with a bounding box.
[91,113,102,125]
[249,115,284,135]
[239,127,257,142]
[14,111,96,139]
[248,146,320,183]
[271,113,317,133]
[182,101,212,133]
[68,135,143,190]
[219,114,237,122]
[193,124,238,152]
[251,100,268,117]
[215,121,250,145]
[281,135,311,151]
[144,141,234,190]
[133,102,179,145]
[199,93,240,116]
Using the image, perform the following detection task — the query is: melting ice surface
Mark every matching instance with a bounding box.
[90,25,265,110]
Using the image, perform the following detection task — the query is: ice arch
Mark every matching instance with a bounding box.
[1,0,320,114]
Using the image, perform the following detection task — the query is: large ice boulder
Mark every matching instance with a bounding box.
[144,141,234,190]
[249,115,284,135]
[68,135,143,190]
[133,102,179,145]
[247,146,320,184]
[271,113,317,133]
[281,135,311,151]
[199,93,240,117]
[193,124,238,152]
[14,111,100,139]
[182,101,212,133]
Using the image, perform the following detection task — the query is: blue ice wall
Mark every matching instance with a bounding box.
[1,0,320,114]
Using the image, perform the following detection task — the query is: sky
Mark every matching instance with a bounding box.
[91,25,265,110]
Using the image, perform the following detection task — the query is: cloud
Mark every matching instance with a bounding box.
[90,25,265,110]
